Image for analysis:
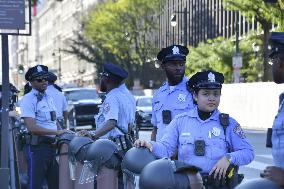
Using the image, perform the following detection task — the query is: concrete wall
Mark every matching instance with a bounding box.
[219,82,284,130]
[136,82,284,130]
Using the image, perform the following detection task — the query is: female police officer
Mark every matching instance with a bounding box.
[135,70,254,189]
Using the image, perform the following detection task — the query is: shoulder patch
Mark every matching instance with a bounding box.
[233,124,246,139]
[103,103,110,113]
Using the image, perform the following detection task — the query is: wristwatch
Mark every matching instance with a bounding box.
[225,153,232,163]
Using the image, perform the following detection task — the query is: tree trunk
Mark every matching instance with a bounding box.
[262,26,272,81]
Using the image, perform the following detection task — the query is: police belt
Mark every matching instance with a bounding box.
[25,134,56,146]
[109,134,132,152]
[201,171,243,189]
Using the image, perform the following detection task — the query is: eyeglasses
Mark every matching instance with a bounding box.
[33,77,48,82]
[99,72,109,77]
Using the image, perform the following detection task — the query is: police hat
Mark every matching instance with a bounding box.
[269,32,284,58]
[48,72,57,82]
[157,45,189,63]
[101,63,128,80]
[25,65,48,81]
[187,70,224,90]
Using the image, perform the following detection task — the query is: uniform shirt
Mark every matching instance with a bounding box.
[46,84,67,119]
[20,88,57,133]
[151,77,195,140]
[151,107,254,173]
[272,92,284,169]
[95,83,136,139]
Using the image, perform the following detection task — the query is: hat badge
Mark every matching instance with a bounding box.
[208,72,215,82]
[172,46,180,54]
[37,65,43,72]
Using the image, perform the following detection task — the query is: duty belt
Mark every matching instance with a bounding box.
[25,134,56,146]
[110,135,132,151]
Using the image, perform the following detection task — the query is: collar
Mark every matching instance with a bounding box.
[31,88,40,95]
[31,88,46,96]
[160,76,188,92]
[47,85,55,89]
[105,85,120,98]
[188,106,220,121]
[118,83,126,90]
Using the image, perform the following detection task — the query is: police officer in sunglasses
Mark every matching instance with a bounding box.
[20,65,70,189]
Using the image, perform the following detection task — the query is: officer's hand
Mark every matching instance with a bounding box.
[209,156,230,180]
[134,139,152,150]
[56,129,74,136]
[9,110,19,118]
[261,166,284,186]
[77,130,92,138]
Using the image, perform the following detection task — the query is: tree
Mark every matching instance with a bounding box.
[186,33,263,83]
[224,0,284,81]
[67,0,163,87]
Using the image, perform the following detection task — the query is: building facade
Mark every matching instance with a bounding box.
[11,0,101,89]
[156,0,260,48]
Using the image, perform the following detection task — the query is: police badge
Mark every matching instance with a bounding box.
[172,46,180,54]
[208,72,215,82]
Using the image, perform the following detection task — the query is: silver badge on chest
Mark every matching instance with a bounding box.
[178,94,186,102]
[211,127,221,136]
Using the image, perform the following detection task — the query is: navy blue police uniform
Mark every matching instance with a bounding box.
[20,65,60,189]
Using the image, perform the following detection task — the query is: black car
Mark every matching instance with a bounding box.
[135,96,153,129]
[63,88,102,130]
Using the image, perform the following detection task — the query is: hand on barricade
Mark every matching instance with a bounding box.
[134,139,152,151]
[209,156,230,180]
[261,166,284,187]
[56,129,74,136]
[77,130,92,138]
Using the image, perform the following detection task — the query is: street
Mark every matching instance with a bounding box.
[138,129,273,182]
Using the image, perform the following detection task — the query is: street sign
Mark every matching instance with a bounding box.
[0,0,25,30]
[232,53,243,69]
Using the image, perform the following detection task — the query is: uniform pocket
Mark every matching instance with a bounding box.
[208,137,227,160]
[153,102,163,124]
[272,118,284,130]
[36,104,50,121]
[272,129,284,149]
[173,103,188,111]
[179,136,195,159]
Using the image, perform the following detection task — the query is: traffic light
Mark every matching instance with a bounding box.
[18,64,24,74]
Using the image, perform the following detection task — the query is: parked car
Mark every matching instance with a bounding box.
[63,88,102,130]
[135,96,153,129]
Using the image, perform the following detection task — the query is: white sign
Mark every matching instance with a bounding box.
[232,53,243,69]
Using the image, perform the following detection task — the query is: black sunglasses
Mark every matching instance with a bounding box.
[99,72,109,77]
[33,77,48,82]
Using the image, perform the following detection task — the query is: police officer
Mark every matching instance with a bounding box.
[20,65,69,189]
[46,71,68,129]
[151,44,195,141]
[79,62,136,188]
[261,32,284,187]
[135,70,254,189]
[79,62,135,141]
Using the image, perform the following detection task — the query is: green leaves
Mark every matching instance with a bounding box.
[85,0,161,67]
[186,33,263,82]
